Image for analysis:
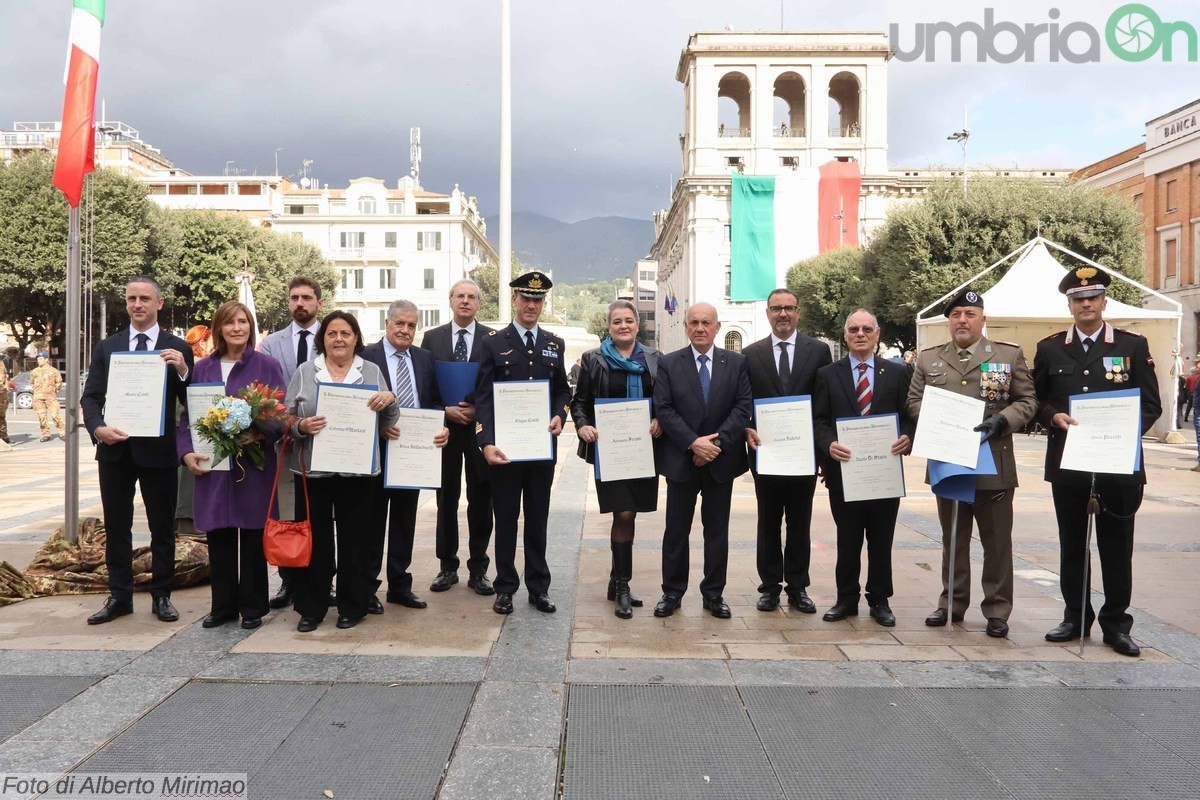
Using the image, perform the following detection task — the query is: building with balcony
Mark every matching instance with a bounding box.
[1,120,179,177]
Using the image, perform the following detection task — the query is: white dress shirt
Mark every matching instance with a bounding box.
[453,320,477,357]
[383,340,420,405]
[770,332,798,372]
[291,320,320,364]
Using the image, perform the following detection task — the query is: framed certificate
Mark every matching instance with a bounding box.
[911,386,986,468]
[105,352,168,437]
[384,407,445,489]
[186,383,231,472]
[310,383,379,475]
[494,380,552,461]
[836,413,905,502]
[754,395,815,476]
[593,398,655,481]
[1060,388,1141,475]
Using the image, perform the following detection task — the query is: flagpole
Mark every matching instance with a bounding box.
[498,0,512,323]
[65,202,82,545]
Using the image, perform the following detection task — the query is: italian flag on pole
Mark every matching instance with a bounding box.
[52,0,105,209]
[729,161,862,302]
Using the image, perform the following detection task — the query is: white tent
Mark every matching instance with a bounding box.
[916,237,1182,440]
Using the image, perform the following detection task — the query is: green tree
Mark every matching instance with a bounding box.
[586,309,609,339]
[862,178,1144,350]
[472,261,500,321]
[787,246,866,340]
[0,154,150,356]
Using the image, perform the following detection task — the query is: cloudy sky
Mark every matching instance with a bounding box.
[2,1,1197,222]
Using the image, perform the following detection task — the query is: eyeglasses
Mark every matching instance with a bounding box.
[846,326,876,334]
[767,305,798,313]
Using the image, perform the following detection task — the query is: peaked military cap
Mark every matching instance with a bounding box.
[943,287,984,317]
[1058,265,1111,299]
[510,271,552,297]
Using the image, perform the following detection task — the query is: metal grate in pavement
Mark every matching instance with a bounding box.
[1081,688,1200,769]
[563,685,783,800]
[0,676,96,740]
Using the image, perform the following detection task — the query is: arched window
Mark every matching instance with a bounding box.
[358,196,377,214]
[717,72,751,137]
[773,72,806,137]
[724,331,743,352]
[827,72,861,137]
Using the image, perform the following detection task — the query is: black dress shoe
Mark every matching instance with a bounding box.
[87,597,133,625]
[431,570,459,592]
[653,594,681,618]
[1103,632,1141,656]
[240,617,262,630]
[529,593,557,613]
[869,604,896,627]
[788,591,816,614]
[328,589,337,606]
[924,608,964,627]
[366,596,385,615]
[702,596,732,619]
[493,593,514,615]
[268,584,294,609]
[468,573,495,596]
[386,590,428,609]
[297,616,320,632]
[202,612,238,629]
[335,614,360,629]
[607,578,643,607]
[823,602,859,622]
[756,593,781,612]
[985,617,1009,638]
[153,596,179,622]
[1044,621,1086,642]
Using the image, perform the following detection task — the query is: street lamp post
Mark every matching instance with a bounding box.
[947,107,969,196]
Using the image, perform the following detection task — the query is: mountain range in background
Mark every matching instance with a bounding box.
[485,212,656,284]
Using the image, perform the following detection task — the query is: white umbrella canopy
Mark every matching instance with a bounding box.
[234,271,259,336]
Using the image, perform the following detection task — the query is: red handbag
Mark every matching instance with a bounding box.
[263,434,312,568]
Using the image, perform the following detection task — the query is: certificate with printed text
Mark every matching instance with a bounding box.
[754,396,816,476]
[385,408,445,489]
[310,384,379,474]
[836,414,905,502]
[911,386,986,468]
[105,352,168,437]
[186,383,230,472]
[594,398,655,481]
[494,380,552,461]
[1060,389,1141,475]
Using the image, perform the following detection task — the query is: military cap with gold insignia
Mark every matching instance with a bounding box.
[943,287,984,317]
[510,271,553,298]
[1058,265,1111,299]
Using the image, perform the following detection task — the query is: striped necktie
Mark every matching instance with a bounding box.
[394,351,416,408]
[855,362,872,415]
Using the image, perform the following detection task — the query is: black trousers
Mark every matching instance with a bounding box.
[294,475,372,622]
[753,473,817,597]
[435,424,492,574]
[827,489,899,606]
[98,452,176,602]
[367,477,419,596]
[207,526,269,620]
[489,460,554,596]
[661,470,732,600]
[1052,482,1140,635]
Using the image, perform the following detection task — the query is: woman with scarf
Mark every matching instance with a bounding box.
[571,300,662,618]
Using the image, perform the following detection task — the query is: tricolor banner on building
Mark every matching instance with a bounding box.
[52,0,105,208]
[729,160,862,302]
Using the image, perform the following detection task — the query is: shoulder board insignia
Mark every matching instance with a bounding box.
[993,340,1020,348]
[920,344,941,352]
[1113,327,1143,337]
[1039,331,1067,342]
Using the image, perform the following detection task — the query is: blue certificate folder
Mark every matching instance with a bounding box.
[434,361,479,408]
[1068,388,1142,472]
[592,397,653,481]
[314,383,379,474]
[929,441,997,503]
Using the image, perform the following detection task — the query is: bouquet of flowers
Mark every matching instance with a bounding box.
[193,381,289,471]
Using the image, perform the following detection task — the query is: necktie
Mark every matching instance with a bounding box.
[454,329,468,362]
[297,330,310,365]
[135,333,149,351]
[1081,337,1092,353]
[855,362,872,415]
[958,348,970,363]
[394,351,416,408]
[525,330,535,351]
[697,354,710,406]
[777,341,791,385]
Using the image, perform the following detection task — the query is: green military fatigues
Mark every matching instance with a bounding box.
[30,363,64,439]
[0,360,9,442]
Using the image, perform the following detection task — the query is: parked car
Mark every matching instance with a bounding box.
[12,371,70,410]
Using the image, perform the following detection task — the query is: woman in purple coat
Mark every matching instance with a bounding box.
[178,300,287,630]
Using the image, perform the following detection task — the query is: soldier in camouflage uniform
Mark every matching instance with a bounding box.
[0,356,10,443]
[30,353,64,442]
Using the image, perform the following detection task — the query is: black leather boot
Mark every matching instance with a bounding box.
[613,541,634,620]
[608,544,643,607]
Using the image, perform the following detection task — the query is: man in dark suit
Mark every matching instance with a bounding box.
[813,308,915,626]
[652,302,753,619]
[82,276,194,624]
[475,272,573,615]
[418,279,495,595]
[1034,266,1161,657]
[743,287,833,613]
[363,299,449,614]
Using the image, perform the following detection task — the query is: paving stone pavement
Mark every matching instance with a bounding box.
[0,429,1198,798]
